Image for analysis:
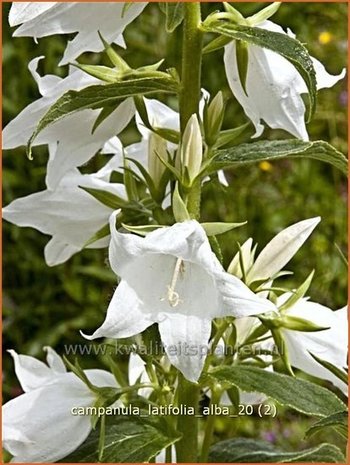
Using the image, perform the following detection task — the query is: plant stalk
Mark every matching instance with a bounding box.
[175,4,203,462]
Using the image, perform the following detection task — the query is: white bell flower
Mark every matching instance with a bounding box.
[2,347,118,463]
[224,20,346,140]
[83,212,275,382]
[3,57,135,190]
[9,2,147,65]
[278,295,348,395]
[3,156,126,266]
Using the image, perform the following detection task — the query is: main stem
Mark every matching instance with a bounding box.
[175,3,203,463]
[179,2,203,221]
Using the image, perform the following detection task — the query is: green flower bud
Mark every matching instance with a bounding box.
[204,91,225,146]
[180,114,203,184]
[148,133,167,188]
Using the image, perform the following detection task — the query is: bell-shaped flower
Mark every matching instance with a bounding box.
[83,212,275,382]
[3,57,135,189]
[229,217,321,285]
[224,20,346,140]
[277,295,348,395]
[9,2,147,65]
[2,347,118,463]
[3,155,126,266]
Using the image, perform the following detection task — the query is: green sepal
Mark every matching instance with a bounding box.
[172,183,190,222]
[98,31,130,72]
[201,221,247,236]
[214,122,253,149]
[278,270,314,312]
[270,328,294,376]
[203,34,233,54]
[122,224,165,236]
[84,223,111,248]
[309,352,348,385]
[71,63,121,83]
[236,40,249,95]
[247,2,282,26]
[80,186,128,209]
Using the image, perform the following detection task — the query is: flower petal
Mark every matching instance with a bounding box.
[12,3,147,65]
[2,378,94,462]
[44,237,81,267]
[45,98,135,190]
[82,280,153,340]
[2,62,98,150]
[224,40,309,140]
[43,347,66,374]
[158,313,212,382]
[3,167,126,265]
[9,2,56,27]
[283,301,348,394]
[7,350,57,392]
[247,217,320,283]
[217,272,276,317]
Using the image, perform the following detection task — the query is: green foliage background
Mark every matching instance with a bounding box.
[2,1,347,454]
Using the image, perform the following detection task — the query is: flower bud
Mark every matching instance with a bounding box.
[204,91,225,146]
[148,133,167,188]
[180,114,203,184]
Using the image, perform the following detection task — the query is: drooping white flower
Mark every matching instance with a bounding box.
[83,212,275,382]
[9,2,147,65]
[3,156,125,266]
[2,348,118,463]
[278,295,348,395]
[224,20,346,140]
[229,217,321,285]
[3,57,135,190]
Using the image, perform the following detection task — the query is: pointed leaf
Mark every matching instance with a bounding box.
[59,415,181,463]
[305,411,348,439]
[163,2,184,33]
[209,438,345,463]
[208,365,345,417]
[211,140,348,175]
[27,75,178,157]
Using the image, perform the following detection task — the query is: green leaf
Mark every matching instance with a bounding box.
[208,365,345,417]
[60,415,181,463]
[209,438,345,463]
[202,20,317,120]
[27,75,178,158]
[80,186,128,210]
[211,140,348,175]
[305,411,348,439]
[163,2,184,33]
[201,221,247,236]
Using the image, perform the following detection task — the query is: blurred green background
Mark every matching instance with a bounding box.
[2,1,348,456]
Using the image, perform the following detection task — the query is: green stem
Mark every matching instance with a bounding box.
[179,3,203,132]
[199,388,222,462]
[179,2,203,221]
[174,4,203,462]
[175,373,200,462]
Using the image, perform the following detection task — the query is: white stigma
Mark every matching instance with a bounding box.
[163,257,185,307]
